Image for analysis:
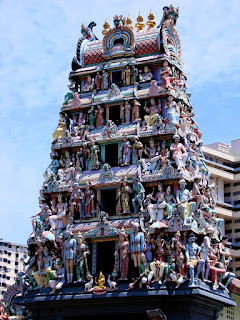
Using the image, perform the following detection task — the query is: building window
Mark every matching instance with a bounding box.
[234,182,240,187]
[233,191,240,196]
[234,228,240,233]
[225,220,232,225]
[224,183,231,188]
[14,270,18,274]
[15,253,19,258]
[3,258,7,263]
[235,257,240,262]
[236,267,240,271]
[7,252,11,257]
[7,260,10,264]
[15,262,18,266]
[105,143,119,167]
[224,192,231,197]
[6,277,10,280]
[8,245,12,248]
[225,230,232,234]
[235,219,240,223]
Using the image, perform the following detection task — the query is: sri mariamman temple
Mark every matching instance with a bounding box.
[4,5,240,320]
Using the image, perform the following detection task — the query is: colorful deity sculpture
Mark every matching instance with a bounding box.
[64,230,77,283]
[84,182,95,218]
[176,179,196,226]
[76,232,90,282]
[139,66,153,82]
[52,112,69,142]
[132,177,145,214]
[119,177,132,214]
[124,100,131,123]
[170,134,188,172]
[144,98,161,126]
[185,233,205,287]
[130,222,144,269]
[120,136,132,166]
[115,229,130,280]
[147,183,167,222]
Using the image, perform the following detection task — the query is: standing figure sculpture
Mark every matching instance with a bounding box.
[95,105,103,127]
[124,66,131,85]
[166,95,180,125]
[124,100,131,123]
[120,136,132,166]
[90,139,100,170]
[64,230,77,283]
[132,177,145,214]
[95,72,102,90]
[116,229,130,280]
[76,232,90,282]
[170,134,188,172]
[185,233,205,287]
[70,182,85,220]
[133,136,144,162]
[176,179,196,226]
[119,177,132,214]
[130,222,144,269]
[84,182,95,218]
[102,70,110,89]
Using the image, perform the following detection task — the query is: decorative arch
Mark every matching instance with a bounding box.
[102,25,135,57]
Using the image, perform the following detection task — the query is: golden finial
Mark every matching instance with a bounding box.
[126,14,133,30]
[135,12,145,32]
[102,18,110,35]
[146,10,156,30]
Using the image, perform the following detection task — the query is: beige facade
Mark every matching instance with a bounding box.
[203,139,240,277]
[0,241,28,301]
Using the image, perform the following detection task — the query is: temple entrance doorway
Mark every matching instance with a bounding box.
[96,240,116,274]
[101,188,116,216]
[105,143,119,167]
[109,105,121,125]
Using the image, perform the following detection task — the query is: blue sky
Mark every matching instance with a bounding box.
[0,0,240,245]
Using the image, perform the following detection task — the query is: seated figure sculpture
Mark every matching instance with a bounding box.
[144,98,161,127]
[170,134,188,172]
[147,183,167,222]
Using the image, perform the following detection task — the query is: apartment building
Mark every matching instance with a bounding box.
[203,139,240,277]
[0,241,28,301]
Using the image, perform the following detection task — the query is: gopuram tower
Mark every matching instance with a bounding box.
[11,5,240,320]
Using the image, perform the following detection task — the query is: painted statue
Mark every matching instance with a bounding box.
[130,222,144,268]
[176,179,196,226]
[132,177,145,214]
[64,230,77,283]
[76,232,90,282]
[120,136,132,166]
[144,98,161,126]
[116,229,130,280]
